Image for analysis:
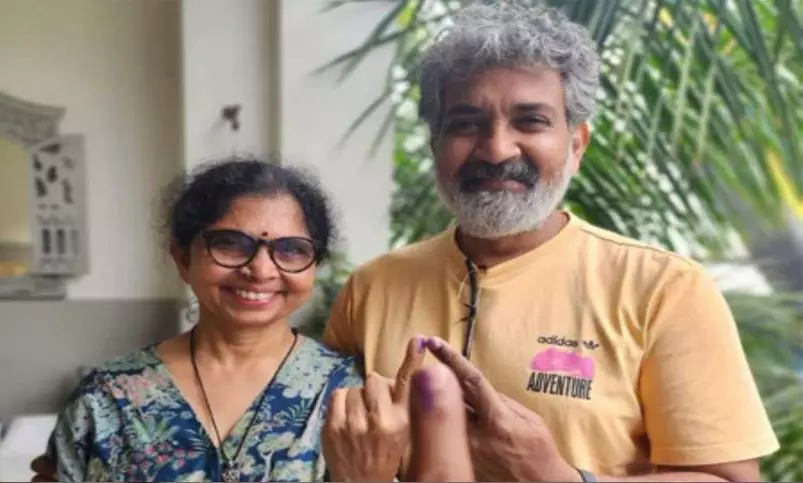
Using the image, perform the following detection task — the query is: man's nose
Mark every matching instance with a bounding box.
[474,124,522,164]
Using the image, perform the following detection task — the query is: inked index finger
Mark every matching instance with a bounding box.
[408,364,475,482]
[392,336,426,403]
[424,337,502,417]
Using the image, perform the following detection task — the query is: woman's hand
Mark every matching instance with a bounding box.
[323,337,425,481]
[30,454,57,482]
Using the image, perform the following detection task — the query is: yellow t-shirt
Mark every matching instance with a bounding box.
[323,212,779,476]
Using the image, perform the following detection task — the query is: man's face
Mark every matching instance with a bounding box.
[431,65,589,238]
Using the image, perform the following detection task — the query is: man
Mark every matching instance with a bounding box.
[321,2,778,482]
[32,2,778,482]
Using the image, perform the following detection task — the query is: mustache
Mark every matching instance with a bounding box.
[457,159,539,192]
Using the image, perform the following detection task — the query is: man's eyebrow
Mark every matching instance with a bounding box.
[513,102,556,115]
[443,103,483,117]
[443,102,558,117]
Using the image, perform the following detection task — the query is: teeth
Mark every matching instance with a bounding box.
[234,289,274,301]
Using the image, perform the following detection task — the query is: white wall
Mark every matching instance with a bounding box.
[0,0,183,300]
[280,0,394,266]
[180,0,276,170]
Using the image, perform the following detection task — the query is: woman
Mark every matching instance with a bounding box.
[46,158,364,482]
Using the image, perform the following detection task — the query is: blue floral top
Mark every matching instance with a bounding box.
[46,336,363,482]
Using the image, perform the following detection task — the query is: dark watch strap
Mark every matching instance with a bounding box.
[577,468,598,482]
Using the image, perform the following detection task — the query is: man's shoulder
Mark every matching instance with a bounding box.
[572,215,705,280]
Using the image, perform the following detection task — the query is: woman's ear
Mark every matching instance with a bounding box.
[169,242,191,284]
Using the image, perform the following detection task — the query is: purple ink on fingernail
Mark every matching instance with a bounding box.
[413,370,435,411]
[425,337,442,350]
[416,336,426,352]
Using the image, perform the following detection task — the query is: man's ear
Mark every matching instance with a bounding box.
[569,122,591,173]
[169,242,191,284]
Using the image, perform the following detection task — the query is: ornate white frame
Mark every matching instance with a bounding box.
[0,92,89,299]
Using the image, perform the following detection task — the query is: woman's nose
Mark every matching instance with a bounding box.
[245,246,280,279]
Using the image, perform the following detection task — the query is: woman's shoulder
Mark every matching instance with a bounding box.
[86,346,161,380]
[51,348,164,482]
[55,349,160,437]
[73,345,165,397]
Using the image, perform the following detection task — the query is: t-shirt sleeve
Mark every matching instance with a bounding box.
[322,275,361,356]
[640,266,780,466]
[46,371,120,482]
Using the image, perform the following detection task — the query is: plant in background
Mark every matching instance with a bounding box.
[726,289,803,481]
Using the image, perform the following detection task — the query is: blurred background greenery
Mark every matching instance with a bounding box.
[303,0,803,480]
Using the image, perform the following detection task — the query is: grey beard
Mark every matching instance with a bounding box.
[437,160,574,239]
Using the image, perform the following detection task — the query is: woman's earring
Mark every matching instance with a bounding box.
[184,298,199,325]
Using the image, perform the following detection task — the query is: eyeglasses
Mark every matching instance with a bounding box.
[460,258,480,359]
[200,229,320,273]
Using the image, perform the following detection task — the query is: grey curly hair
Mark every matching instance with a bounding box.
[418,2,601,132]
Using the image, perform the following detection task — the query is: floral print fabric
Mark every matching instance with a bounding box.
[47,337,363,482]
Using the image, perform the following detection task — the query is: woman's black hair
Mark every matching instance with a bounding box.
[159,156,337,263]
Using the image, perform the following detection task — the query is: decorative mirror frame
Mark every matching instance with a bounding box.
[0,92,89,299]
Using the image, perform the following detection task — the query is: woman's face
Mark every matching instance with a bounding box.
[173,194,318,330]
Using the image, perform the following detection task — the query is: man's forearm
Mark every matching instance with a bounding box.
[598,459,763,483]
[547,459,752,483]
[525,451,736,483]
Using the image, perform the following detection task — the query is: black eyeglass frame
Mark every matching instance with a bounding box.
[200,229,322,274]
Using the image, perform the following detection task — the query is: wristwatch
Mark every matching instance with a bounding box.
[577,468,598,482]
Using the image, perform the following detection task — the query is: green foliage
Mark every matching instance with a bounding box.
[764,403,803,481]
[297,251,354,340]
[726,291,803,401]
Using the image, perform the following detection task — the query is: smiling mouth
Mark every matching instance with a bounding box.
[232,289,277,302]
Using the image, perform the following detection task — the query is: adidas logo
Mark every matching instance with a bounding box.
[583,340,600,350]
[537,335,578,348]
[537,335,599,350]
